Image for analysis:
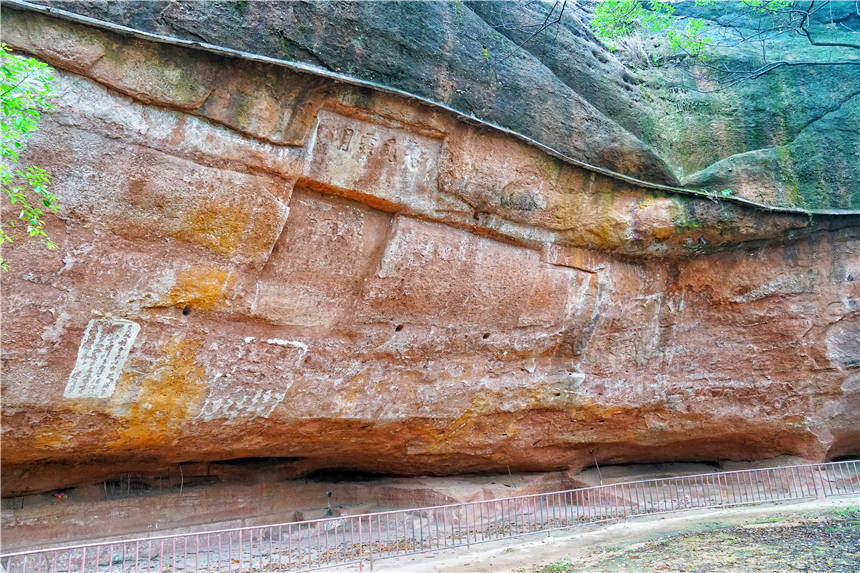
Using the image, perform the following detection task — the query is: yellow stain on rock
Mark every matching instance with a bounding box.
[31,419,77,450]
[107,336,206,450]
[652,225,675,241]
[338,369,370,417]
[159,265,234,311]
[636,197,656,210]
[428,383,576,453]
[433,393,494,449]
[422,386,643,455]
[566,401,626,422]
[176,200,250,254]
[636,196,676,241]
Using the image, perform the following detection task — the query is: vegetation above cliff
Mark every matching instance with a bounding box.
[589,0,860,82]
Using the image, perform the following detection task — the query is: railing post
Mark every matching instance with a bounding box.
[717,474,725,509]
[358,516,363,571]
[464,504,470,548]
[808,465,819,498]
[622,485,629,518]
[816,464,829,497]
[368,516,374,571]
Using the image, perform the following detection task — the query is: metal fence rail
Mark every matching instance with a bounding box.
[3,460,858,572]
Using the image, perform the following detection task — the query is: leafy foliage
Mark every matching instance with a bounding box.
[588,0,856,82]
[1,42,58,271]
[590,0,712,57]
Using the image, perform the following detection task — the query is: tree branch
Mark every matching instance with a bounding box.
[496,0,569,63]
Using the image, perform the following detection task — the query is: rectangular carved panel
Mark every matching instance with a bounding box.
[64,318,140,399]
[304,110,442,201]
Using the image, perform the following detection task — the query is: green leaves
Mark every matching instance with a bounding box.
[1,42,58,271]
[590,0,675,51]
[589,0,799,63]
[590,0,712,57]
[667,17,710,58]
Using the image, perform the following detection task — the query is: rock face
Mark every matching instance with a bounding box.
[31,0,680,186]
[1,3,859,497]
[30,0,860,210]
[647,3,860,210]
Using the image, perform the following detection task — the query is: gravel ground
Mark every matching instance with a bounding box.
[331,499,859,572]
[535,507,859,572]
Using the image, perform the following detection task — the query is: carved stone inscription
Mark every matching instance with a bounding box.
[305,110,442,200]
[194,337,308,423]
[64,318,140,399]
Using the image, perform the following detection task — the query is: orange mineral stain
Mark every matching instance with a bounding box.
[176,200,250,254]
[107,336,206,450]
[160,265,234,311]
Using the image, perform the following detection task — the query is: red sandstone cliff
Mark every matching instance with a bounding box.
[0,3,857,497]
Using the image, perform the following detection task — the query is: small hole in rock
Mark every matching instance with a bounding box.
[182,306,191,316]
[394,324,403,332]
[482,333,490,340]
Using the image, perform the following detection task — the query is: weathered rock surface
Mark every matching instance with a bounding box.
[30,0,860,210]
[0,3,858,500]
[649,3,860,210]
[31,0,678,186]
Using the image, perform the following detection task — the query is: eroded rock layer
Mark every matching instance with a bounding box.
[1,5,858,496]
[29,0,860,210]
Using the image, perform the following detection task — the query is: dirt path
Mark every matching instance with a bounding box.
[331,498,858,572]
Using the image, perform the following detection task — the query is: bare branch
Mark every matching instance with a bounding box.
[493,0,570,63]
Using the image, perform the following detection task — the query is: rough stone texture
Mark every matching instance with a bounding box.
[30,0,677,186]
[29,0,860,210]
[0,5,858,503]
[645,3,860,210]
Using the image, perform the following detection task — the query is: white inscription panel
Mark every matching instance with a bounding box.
[194,337,308,423]
[305,110,442,200]
[196,387,287,423]
[64,318,140,398]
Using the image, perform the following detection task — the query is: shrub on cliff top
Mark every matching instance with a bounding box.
[588,0,859,85]
[590,0,711,57]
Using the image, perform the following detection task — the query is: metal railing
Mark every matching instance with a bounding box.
[2,460,858,572]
